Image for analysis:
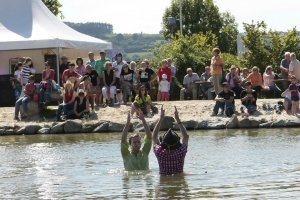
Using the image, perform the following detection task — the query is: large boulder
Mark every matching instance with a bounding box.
[50,122,66,133]
[239,118,260,128]
[197,121,208,129]
[0,129,4,135]
[259,122,273,128]
[15,127,26,135]
[93,122,109,133]
[25,125,42,134]
[159,116,175,131]
[64,120,82,133]
[226,114,239,129]
[81,121,103,133]
[38,128,50,134]
[272,119,286,127]
[4,129,15,135]
[286,119,300,127]
[207,121,226,129]
[19,100,41,116]
[108,122,133,132]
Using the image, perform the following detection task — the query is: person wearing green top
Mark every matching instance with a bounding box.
[121,109,152,171]
[95,50,111,79]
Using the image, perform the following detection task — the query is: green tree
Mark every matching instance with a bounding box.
[42,0,64,19]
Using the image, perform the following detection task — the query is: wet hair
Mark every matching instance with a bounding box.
[76,57,84,65]
[138,85,148,98]
[14,62,23,71]
[129,134,141,145]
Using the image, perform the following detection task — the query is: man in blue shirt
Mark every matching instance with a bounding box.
[86,52,96,69]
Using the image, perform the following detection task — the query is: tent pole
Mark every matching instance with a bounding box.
[56,47,60,85]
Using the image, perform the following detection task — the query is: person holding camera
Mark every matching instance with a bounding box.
[240,81,257,117]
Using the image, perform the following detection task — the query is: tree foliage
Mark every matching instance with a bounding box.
[42,0,64,19]
[161,0,238,54]
[64,22,113,36]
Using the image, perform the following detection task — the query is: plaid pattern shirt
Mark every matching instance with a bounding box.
[153,143,187,175]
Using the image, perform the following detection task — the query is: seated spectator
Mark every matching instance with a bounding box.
[102,61,116,107]
[241,68,249,81]
[39,61,55,107]
[288,75,299,115]
[56,80,76,121]
[68,89,90,119]
[206,76,215,100]
[240,81,257,117]
[226,65,242,98]
[62,63,83,89]
[75,57,86,76]
[131,85,152,118]
[13,62,23,99]
[211,82,235,116]
[85,64,101,106]
[245,66,263,92]
[135,62,157,94]
[200,66,212,99]
[120,63,134,104]
[263,66,282,98]
[180,68,200,100]
[78,75,95,111]
[14,75,36,120]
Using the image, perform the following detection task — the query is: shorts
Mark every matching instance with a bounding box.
[115,77,121,89]
[284,97,292,109]
[291,96,299,101]
[135,82,150,90]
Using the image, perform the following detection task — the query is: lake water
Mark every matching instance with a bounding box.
[0,129,300,199]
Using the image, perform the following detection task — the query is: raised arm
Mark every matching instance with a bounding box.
[137,109,151,139]
[121,111,131,144]
[174,106,189,146]
[152,105,165,145]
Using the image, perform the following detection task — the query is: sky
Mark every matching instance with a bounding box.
[59,0,300,34]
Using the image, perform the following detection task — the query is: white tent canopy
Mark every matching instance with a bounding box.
[0,0,112,51]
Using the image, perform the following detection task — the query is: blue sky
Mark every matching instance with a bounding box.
[59,0,299,34]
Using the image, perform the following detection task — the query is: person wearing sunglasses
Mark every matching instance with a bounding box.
[211,82,235,116]
[120,63,134,104]
[39,61,55,107]
[62,63,83,89]
[244,66,263,92]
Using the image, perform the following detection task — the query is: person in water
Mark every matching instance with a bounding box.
[121,109,152,171]
[152,105,189,175]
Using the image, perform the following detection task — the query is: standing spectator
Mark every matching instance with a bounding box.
[86,52,96,69]
[95,50,110,98]
[68,89,90,119]
[20,57,32,86]
[14,62,23,99]
[59,55,70,84]
[85,64,101,106]
[62,63,83,89]
[280,52,291,89]
[240,81,257,117]
[39,61,55,107]
[160,74,170,101]
[56,80,76,121]
[135,62,157,94]
[226,65,242,98]
[246,66,263,92]
[112,53,125,104]
[102,61,116,107]
[152,106,189,175]
[130,61,138,98]
[75,57,86,76]
[200,66,212,99]
[289,52,300,83]
[211,82,235,116]
[289,75,299,115]
[29,61,36,76]
[206,76,215,100]
[14,75,36,120]
[157,59,172,101]
[120,63,134,104]
[263,66,281,98]
[180,68,200,100]
[168,58,177,100]
[210,47,224,95]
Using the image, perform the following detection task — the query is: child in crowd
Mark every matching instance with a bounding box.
[289,75,299,115]
[159,74,170,101]
[14,62,23,99]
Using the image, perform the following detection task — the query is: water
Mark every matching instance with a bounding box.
[0,129,300,199]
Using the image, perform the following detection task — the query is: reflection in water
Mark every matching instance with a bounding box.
[0,129,300,199]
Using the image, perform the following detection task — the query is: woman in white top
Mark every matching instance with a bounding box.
[112,53,125,104]
[263,66,281,98]
[14,62,23,99]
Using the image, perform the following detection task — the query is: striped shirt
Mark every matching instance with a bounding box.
[153,143,187,175]
[21,65,31,85]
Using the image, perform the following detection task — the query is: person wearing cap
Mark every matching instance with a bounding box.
[62,63,83,89]
[226,65,242,99]
[200,66,212,99]
[121,109,152,171]
[85,64,101,106]
[152,106,189,175]
[180,68,200,100]
[78,75,95,111]
[56,80,76,121]
[113,53,126,104]
[157,59,172,101]
[167,58,176,100]
[211,82,235,116]
[95,50,111,103]
[263,66,281,98]
[68,89,90,119]
[86,52,96,69]
[159,74,170,101]
[240,81,257,117]
[120,62,134,104]
[210,47,224,95]
[14,75,36,120]
[288,75,299,115]
[59,55,70,84]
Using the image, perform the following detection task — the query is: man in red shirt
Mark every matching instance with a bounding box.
[157,59,173,101]
[62,63,83,89]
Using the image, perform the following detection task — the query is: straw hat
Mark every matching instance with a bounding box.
[64,80,74,89]
[77,89,87,96]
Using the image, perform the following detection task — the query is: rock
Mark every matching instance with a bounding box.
[50,122,66,133]
[25,125,42,134]
[286,119,300,127]
[226,114,239,129]
[19,100,41,116]
[64,120,82,133]
[38,128,50,134]
[260,118,267,123]
[16,127,27,135]
[197,121,208,129]
[272,119,286,127]
[159,116,175,131]
[81,121,103,133]
[108,122,133,132]
[49,91,63,102]
[0,129,4,135]
[5,129,15,135]
[207,121,226,129]
[259,122,273,128]
[184,120,198,130]
[93,122,109,132]
[239,118,260,128]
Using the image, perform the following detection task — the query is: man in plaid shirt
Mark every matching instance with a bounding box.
[152,106,189,175]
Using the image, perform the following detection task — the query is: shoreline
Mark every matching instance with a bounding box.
[0,99,299,136]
